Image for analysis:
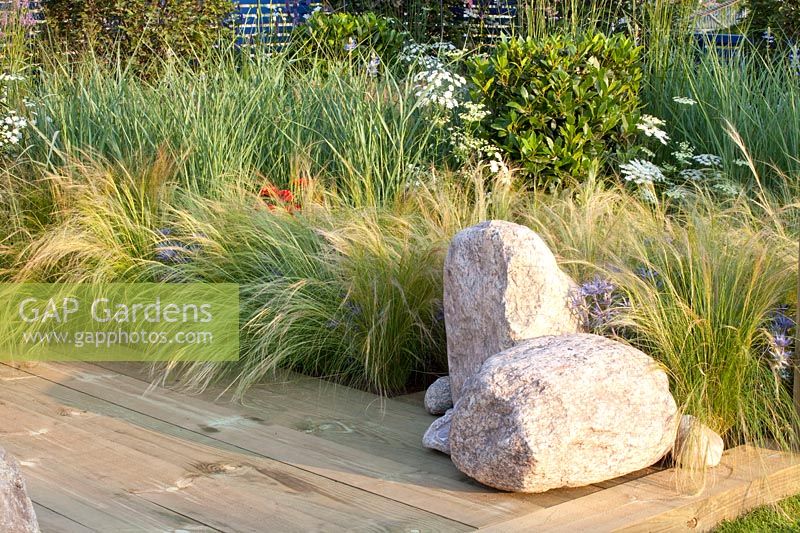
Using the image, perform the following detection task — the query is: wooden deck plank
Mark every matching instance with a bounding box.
[0,364,471,532]
[18,465,207,532]
[96,362,601,509]
[101,363,464,480]
[100,363,471,479]
[477,445,800,532]
[104,362,657,500]
[0,388,213,532]
[15,362,555,526]
[9,361,795,532]
[32,503,96,533]
[392,390,427,408]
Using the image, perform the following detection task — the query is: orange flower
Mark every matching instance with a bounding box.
[258,183,299,213]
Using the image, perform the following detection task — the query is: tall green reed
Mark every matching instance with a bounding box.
[643,45,800,193]
[30,49,448,203]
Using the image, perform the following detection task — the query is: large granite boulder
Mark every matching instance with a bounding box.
[444,220,581,402]
[673,415,724,469]
[424,376,452,415]
[449,333,678,492]
[0,447,39,533]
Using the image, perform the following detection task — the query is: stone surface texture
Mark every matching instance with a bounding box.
[422,409,453,455]
[0,447,39,533]
[443,220,581,402]
[449,333,679,492]
[673,415,724,468]
[424,376,453,415]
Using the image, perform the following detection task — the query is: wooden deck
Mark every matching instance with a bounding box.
[2,362,800,532]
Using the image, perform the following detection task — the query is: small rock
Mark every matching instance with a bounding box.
[673,415,724,468]
[449,333,678,492]
[424,376,452,415]
[444,220,581,403]
[0,447,39,533]
[422,409,453,455]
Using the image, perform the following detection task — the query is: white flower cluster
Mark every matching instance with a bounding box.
[619,159,666,185]
[448,127,495,160]
[692,153,722,167]
[679,168,705,181]
[401,42,457,59]
[625,101,742,201]
[671,141,694,165]
[400,42,463,71]
[488,152,511,186]
[0,111,27,147]
[413,68,465,110]
[636,114,669,145]
[459,101,490,123]
[366,55,380,77]
[672,96,697,106]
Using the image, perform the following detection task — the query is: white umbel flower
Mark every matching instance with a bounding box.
[620,159,666,184]
[672,96,697,106]
[636,114,670,145]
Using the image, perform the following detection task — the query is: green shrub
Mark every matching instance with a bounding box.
[289,12,407,67]
[466,32,643,189]
[747,0,800,39]
[42,0,234,70]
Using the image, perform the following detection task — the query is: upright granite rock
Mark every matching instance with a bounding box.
[0,447,39,533]
[449,333,678,492]
[424,376,453,415]
[444,220,581,402]
[673,415,724,468]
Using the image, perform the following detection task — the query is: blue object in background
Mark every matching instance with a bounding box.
[234,0,322,47]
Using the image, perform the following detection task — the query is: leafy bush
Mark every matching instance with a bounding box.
[42,0,234,70]
[289,12,408,67]
[747,0,800,39]
[322,0,465,43]
[466,32,643,189]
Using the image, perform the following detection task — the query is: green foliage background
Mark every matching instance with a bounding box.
[289,11,408,65]
[42,0,234,70]
[467,32,642,189]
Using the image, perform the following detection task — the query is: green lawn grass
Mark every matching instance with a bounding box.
[715,494,800,532]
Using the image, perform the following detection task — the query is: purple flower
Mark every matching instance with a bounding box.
[774,333,793,351]
[770,308,795,333]
[765,305,796,377]
[579,276,615,300]
[345,300,362,317]
[367,55,380,77]
[154,228,199,264]
[571,276,623,332]
[768,333,793,371]
[635,266,664,289]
